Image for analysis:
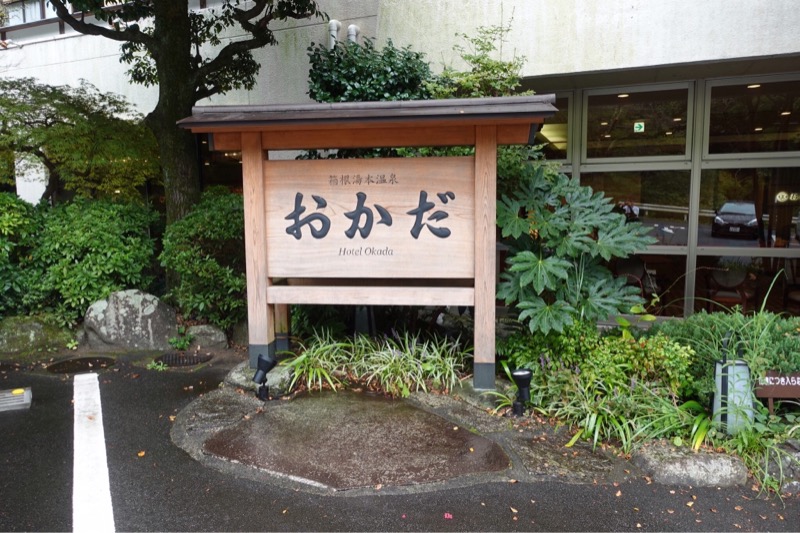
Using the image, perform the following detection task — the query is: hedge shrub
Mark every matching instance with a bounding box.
[159,187,246,331]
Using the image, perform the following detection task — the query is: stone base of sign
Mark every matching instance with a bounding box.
[473,363,496,390]
[275,333,291,353]
[249,342,276,369]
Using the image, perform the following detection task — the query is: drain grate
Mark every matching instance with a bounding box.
[155,352,212,367]
[47,357,115,374]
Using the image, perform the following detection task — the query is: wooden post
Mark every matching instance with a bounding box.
[241,133,274,367]
[473,126,497,389]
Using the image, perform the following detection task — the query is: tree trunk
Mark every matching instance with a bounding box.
[147,0,201,225]
[148,112,201,225]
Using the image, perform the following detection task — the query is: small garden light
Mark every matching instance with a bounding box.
[253,353,278,401]
[511,368,533,416]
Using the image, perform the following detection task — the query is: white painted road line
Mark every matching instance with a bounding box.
[73,373,115,533]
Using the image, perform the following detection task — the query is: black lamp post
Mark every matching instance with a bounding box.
[511,368,533,416]
[252,353,278,401]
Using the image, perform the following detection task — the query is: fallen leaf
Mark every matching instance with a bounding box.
[137,451,146,457]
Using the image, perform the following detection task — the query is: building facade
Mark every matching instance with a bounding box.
[2,0,799,316]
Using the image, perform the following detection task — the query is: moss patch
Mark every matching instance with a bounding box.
[0,315,73,362]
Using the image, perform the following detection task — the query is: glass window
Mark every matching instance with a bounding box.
[699,167,800,248]
[534,95,569,160]
[586,88,689,158]
[199,136,243,190]
[3,0,46,26]
[581,170,691,246]
[23,0,41,22]
[708,79,800,154]
[6,2,25,25]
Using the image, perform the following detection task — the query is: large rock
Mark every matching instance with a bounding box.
[632,441,749,487]
[84,290,177,351]
[0,316,72,356]
[187,324,228,350]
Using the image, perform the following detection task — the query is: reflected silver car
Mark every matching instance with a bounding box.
[711,201,759,239]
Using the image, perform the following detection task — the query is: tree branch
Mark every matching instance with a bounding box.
[194,0,322,93]
[48,0,153,47]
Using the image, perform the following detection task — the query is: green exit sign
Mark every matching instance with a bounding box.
[633,121,645,133]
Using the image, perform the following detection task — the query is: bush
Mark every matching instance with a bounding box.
[496,164,656,335]
[159,187,246,331]
[651,310,800,404]
[307,38,432,103]
[29,198,157,325]
[498,323,697,451]
[0,193,41,318]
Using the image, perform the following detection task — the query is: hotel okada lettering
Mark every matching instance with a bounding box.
[265,157,476,279]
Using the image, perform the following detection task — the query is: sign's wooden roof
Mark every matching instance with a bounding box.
[178,95,557,133]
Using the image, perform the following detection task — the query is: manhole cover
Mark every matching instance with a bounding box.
[47,357,115,374]
[155,352,213,367]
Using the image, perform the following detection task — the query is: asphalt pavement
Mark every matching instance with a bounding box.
[1,351,799,531]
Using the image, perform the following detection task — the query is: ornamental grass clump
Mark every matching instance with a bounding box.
[281,330,468,397]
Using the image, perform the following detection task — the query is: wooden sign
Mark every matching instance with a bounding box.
[179,96,557,389]
[265,157,475,279]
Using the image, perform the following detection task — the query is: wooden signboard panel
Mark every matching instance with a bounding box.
[265,157,475,279]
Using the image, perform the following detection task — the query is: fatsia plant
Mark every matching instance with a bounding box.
[497,162,656,334]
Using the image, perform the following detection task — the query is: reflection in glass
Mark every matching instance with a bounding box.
[534,96,569,160]
[708,80,800,154]
[586,88,689,158]
[581,170,690,245]
[694,255,798,315]
[609,254,686,316]
[700,168,800,248]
